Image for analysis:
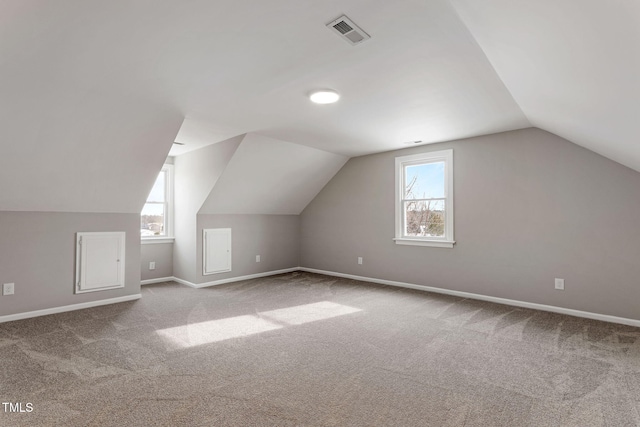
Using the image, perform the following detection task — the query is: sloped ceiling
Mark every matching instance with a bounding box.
[449,0,640,171]
[175,135,243,217]
[170,0,530,157]
[0,1,183,212]
[2,0,638,215]
[199,134,348,215]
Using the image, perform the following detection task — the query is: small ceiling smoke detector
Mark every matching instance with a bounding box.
[309,89,340,104]
[326,15,370,46]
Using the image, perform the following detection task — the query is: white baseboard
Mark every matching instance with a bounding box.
[0,294,141,324]
[299,267,640,328]
[172,267,300,289]
[170,276,198,288]
[10,268,634,327]
[141,277,174,286]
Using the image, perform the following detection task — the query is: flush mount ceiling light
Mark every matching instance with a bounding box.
[309,89,340,104]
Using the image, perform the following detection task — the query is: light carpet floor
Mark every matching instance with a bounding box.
[1,271,639,426]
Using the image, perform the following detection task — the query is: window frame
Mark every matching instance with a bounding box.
[141,164,174,244]
[394,149,455,248]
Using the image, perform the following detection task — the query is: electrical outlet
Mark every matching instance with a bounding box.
[3,283,15,296]
[554,278,565,290]
[256,255,261,263]
[149,262,156,270]
[357,257,363,265]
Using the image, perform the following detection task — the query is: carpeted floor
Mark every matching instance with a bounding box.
[1,271,639,426]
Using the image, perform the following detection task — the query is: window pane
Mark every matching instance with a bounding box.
[404,162,445,199]
[147,171,165,203]
[141,203,165,236]
[404,200,445,237]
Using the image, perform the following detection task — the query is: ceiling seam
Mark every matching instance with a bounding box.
[444,0,531,128]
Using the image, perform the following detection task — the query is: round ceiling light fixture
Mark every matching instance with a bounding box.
[309,89,340,104]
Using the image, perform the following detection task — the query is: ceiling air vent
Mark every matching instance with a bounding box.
[327,15,370,46]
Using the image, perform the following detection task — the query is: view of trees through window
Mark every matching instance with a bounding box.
[403,161,445,237]
[141,169,166,237]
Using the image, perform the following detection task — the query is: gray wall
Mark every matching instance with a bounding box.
[195,214,300,283]
[141,243,173,281]
[0,212,141,316]
[300,128,640,320]
[173,136,242,283]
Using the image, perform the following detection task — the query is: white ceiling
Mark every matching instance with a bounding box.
[1,0,638,212]
[169,0,531,157]
[449,0,640,172]
[0,1,184,212]
[199,133,348,215]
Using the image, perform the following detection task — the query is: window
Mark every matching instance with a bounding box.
[395,149,454,248]
[141,164,173,242]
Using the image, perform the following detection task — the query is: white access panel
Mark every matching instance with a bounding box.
[76,232,126,294]
[203,228,232,275]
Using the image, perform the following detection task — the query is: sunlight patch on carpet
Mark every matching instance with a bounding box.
[156,301,361,348]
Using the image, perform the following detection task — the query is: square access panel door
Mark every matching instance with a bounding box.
[75,232,126,293]
[203,228,231,275]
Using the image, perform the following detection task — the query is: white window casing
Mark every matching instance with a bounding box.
[394,149,455,248]
[141,164,174,242]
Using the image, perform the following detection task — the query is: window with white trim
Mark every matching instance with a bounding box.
[141,164,173,240]
[394,149,454,248]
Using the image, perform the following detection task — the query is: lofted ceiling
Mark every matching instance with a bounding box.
[199,133,348,215]
[170,0,532,157]
[1,0,638,212]
[449,0,640,172]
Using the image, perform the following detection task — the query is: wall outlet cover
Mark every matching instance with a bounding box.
[554,278,565,290]
[3,283,15,296]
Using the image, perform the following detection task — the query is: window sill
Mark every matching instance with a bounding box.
[141,237,175,245]
[393,238,455,248]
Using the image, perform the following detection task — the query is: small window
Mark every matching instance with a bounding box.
[141,164,173,240]
[394,149,454,248]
